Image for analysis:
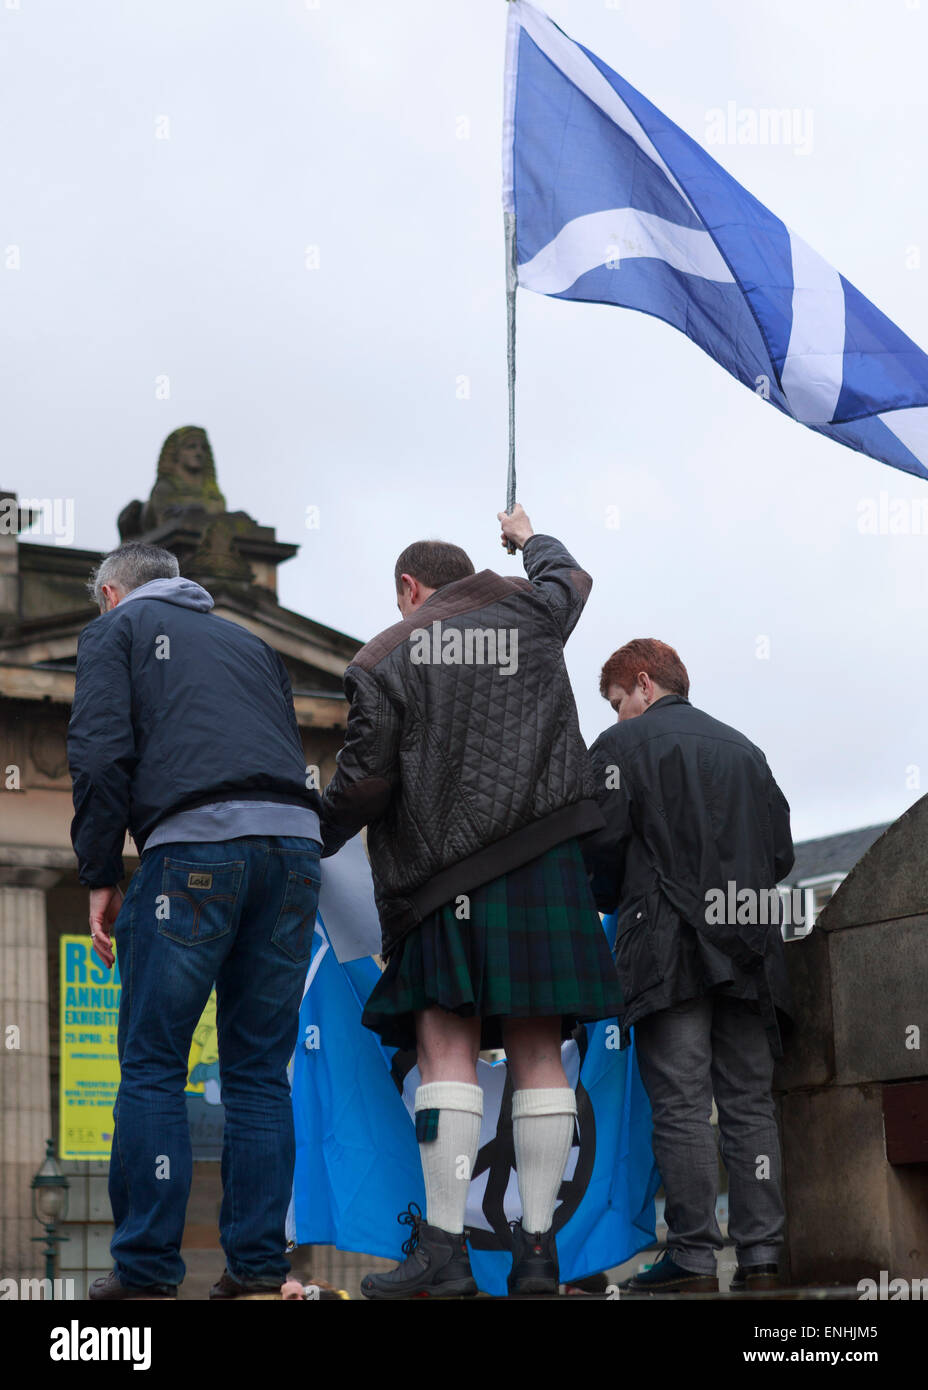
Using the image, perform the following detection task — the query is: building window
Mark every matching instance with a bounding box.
[780,875,845,940]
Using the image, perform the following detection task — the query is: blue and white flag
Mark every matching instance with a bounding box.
[288,913,659,1296]
[504,1,928,481]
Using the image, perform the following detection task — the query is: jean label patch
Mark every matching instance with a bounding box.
[158,858,245,947]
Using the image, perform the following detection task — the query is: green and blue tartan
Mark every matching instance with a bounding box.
[361,836,623,1052]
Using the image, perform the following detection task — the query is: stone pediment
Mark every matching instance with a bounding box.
[0,426,363,726]
[0,587,359,719]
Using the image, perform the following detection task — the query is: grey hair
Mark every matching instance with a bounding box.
[88,542,180,608]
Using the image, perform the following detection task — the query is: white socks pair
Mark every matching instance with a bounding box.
[414,1083,577,1236]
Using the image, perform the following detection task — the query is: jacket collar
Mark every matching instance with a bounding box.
[418,569,503,613]
[353,570,523,671]
[643,693,690,716]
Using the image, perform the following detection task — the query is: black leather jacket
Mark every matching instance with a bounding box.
[320,534,604,956]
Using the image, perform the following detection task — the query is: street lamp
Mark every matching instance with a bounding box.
[31,1138,70,1290]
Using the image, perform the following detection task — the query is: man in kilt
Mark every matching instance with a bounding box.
[319,504,622,1298]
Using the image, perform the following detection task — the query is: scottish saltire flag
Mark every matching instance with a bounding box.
[288,913,659,1296]
[504,1,928,481]
[287,926,423,1256]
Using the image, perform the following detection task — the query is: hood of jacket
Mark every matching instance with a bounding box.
[119,576,214,612]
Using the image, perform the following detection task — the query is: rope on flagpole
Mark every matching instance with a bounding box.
[504,208,518,554]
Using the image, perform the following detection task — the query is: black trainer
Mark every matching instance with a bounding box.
[360,1203,478,1300]
[89,1269,176,1301]
[729,1262,780,1293]
[618,1249,719,1294]
[209,1269,284,1300]
[507,1220,560,1296]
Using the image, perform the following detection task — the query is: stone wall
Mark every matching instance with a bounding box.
[774,796,928,1285]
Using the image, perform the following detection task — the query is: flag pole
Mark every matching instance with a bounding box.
[504,207,518,554]
[503,0,518,555]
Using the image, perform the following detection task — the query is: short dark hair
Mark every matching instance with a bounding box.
[394,540,475,593]
[599,638,690,699]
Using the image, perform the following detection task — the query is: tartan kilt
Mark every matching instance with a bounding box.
[361,836,623,1052]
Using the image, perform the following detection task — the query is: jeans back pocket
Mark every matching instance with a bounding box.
[158,857,245,947]
[271,861,321,963]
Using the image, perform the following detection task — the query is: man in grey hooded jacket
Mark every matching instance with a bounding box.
[67,541,322,1302]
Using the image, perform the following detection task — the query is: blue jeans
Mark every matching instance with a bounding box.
[109,835,321,1288]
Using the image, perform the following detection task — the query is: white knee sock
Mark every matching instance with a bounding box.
[414,1082,483,1235]
[512,1088,578,1235]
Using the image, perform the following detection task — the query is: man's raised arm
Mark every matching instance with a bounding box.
[498,503,592,642]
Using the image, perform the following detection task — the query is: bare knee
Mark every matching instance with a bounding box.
[415,1008,480,1086]
[502,1017,569,1092]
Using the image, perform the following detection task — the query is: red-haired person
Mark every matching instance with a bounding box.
[583,639,795,1294]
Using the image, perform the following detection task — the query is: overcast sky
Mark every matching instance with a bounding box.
[4,0,928,842]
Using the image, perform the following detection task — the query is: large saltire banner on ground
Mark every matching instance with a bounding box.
[59,935,221,1160]
[288,913,660,1296]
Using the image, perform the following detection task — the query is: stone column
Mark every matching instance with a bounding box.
[0,855,64,1277]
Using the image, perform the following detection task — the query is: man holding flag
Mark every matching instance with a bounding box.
[318,504,622,1298]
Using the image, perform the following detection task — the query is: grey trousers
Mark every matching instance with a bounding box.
[633,994,785,1274]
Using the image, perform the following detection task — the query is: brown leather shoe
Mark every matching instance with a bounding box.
[209,1269,287,1300]
[89,1269,176,1301]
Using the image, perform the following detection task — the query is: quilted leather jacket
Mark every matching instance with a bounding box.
[319,533,605,956]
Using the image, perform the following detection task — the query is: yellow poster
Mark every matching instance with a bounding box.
[59,935,219,1161]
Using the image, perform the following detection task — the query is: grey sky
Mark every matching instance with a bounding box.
[5,0,928,841]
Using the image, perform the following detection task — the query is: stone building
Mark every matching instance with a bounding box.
[777,822,891,940]
[0,427,362,1295]
[774,801,928,1285]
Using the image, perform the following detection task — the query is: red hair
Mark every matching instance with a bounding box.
[599,638,689,700]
